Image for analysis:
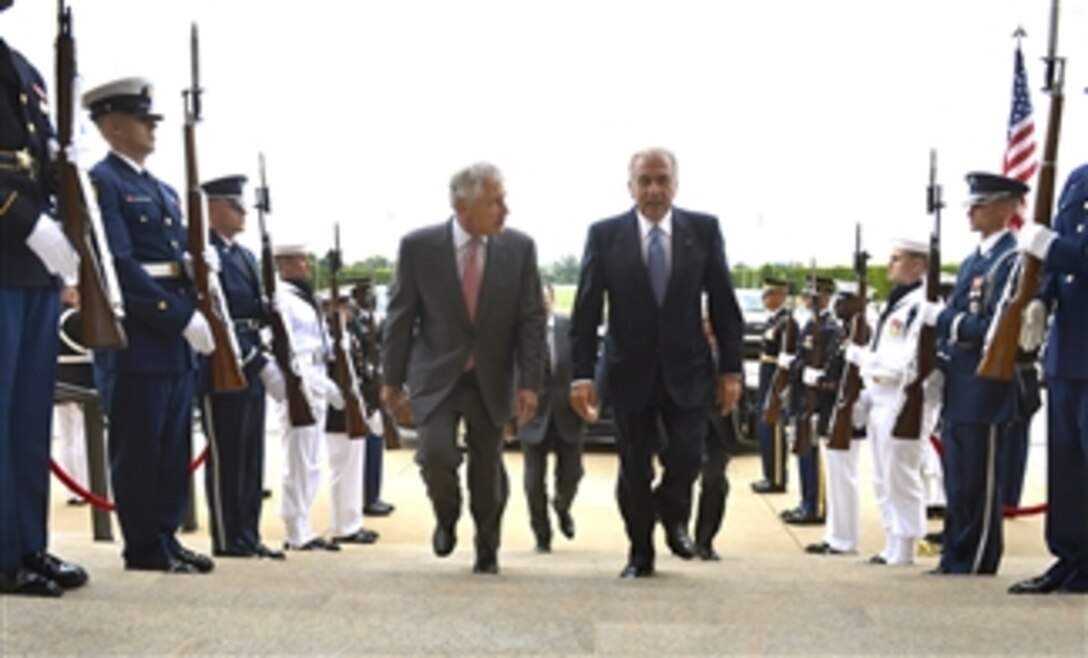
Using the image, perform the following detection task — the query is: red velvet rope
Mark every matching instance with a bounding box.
[929,433,1047,518]
[50,446,209,512]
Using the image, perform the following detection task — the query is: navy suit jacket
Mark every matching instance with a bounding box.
[1040,164,1088,381]
[570,207,744,412]
[936,231,1019,424]
[91,153,195,374]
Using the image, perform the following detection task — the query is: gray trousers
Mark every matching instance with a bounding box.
[521,422,584,543]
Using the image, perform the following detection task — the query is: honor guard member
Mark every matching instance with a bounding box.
[751,277,794,494]
[843,238,942,565]
[924,172,1026,575]
[781,276,839,525]
[1,0,88,597]
[84,77,216,574]
[271,242,351,551]
[198,175,285,560]
[1008,164,1088,594]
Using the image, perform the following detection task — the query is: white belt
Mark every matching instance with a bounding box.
[869,375,900,388]
[143,261,181,278]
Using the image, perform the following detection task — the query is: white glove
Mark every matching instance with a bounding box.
[366,409,384,436]
[259,361,286,402]
[777,352,795,369]
[322,375,346,410]
[844,343,869,368]
[204,247,221,274]
[851,389,871,429]
[1017,223,1056,261]
[919,300,943,327]
[802,367,824,387]
[1018,299,1048,351]
[182,311,216,355]
[25,216,79,282]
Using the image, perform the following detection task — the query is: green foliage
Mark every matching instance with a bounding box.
[732,261,959,300]
[541,254,581,285]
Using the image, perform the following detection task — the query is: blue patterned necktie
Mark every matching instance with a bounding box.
[648,225,667,306]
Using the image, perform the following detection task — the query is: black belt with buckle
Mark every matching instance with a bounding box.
[0,149,39,179]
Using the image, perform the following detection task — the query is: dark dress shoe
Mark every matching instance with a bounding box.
[751,480,787,494]
[1008,574,1060,594]
[432,525,456,557]
[252,543,286,560]
[926,505,946,520]
[782,509,825,526]
[696,545,721,561]
[664,524,696,559]
[619,563,655,578]
[0,568,64,597]
[925,566,951,575]
[333,528,380,545]
[534,539,552,554]
[262,488,272,499]
[924,531,944,545]
[213,547,256,558]
[285,538,341,552]
[866,555,888,566]
[23,551,88,589]
[363,500,395,517]
[125,557,200,574]
[554,505,575,540]
[805,542,849,556]
[175,546,215,573]
[473,554,499,575]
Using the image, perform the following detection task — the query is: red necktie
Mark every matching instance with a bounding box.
[462,237,482,321]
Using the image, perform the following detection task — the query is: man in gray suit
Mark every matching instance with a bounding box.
[381,162,545,575]
[517,282,586,553]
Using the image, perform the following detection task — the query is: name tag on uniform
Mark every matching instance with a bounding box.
[887,318,904,337]
[124,194,153,204]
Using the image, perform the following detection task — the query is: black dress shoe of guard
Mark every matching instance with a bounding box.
[926,505,946,520]
[805,542,848,556]
[554,505,576,540]
[125,557,200,574]
[333,528,380,545]
[0,568,63,597]
[619,563,655,578]
[664,524,697,559]
[780,506,805,520]
[695,545,721,561]
[363,500,395,517]
[1009,574,1061,594]
[23,551,88,589]
[285,538,341,552]
[175,546,215,573]
[473,553,499,575]
[751,480,787,494]
[433,525,456,558]
[924,531,944,545]
[925,566,951,575]
[782,509,825,526]
[534,537,552,553]
[252,543,286,560]
[213,547,256,558]
[866,555,888,566]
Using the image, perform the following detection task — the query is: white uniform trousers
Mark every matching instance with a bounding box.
[823,438,860,552]
[325,431,365,537]
[867,382,926,565]
[278,366,328,547]
[52,402,88,489]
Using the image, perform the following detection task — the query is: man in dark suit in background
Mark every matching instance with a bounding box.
[382,162,545,575]
[570,148,744,578]
[517,282,585,553]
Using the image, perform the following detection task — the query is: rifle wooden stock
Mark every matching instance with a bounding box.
[978,52,1064,380]
[380,408,402,449]
[828,306,869,450]
[55,3,126,349]
[184,123,246,392]
[793,339,822,455]
[761,312,796,426]
[328,239,368,438]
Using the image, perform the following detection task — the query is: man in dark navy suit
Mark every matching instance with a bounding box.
[570,148,744,578]
[925,172,1026,575]
[198,175,285,560]
[0,0,87,597]
[517,282,585,553]
[1008,165,1088,594]
[84,77,217,574]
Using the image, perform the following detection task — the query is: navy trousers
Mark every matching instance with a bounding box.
[0,287,58,571]
[757,417,788,488]
[1041,379,1088,591]
[939,421,1006,574]
[364,433,383,505]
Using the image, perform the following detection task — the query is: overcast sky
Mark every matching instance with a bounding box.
[6,0,1088,270]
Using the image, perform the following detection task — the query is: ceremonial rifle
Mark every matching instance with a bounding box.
[761,286,796,426]
[978,0,1064,380]
[184,23,246,391]
[828,224,870,450]
[893,149,942,438]
[55,0,126,348]
[793,266,822,455]
[255,154,315,427]
[327,225,369,438]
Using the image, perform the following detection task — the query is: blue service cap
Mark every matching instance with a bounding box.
[82,77,163,121]
[965,172,1029,206]
[201,175,248,207]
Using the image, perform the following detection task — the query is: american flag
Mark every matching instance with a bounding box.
[1002,43,1037,230]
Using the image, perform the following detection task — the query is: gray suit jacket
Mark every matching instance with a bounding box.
[382,219,545,426]
[517,315,585,445]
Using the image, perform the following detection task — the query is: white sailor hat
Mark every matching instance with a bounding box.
[890,236,929,255]
[272,242,309,257]
[82,76,163,121]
